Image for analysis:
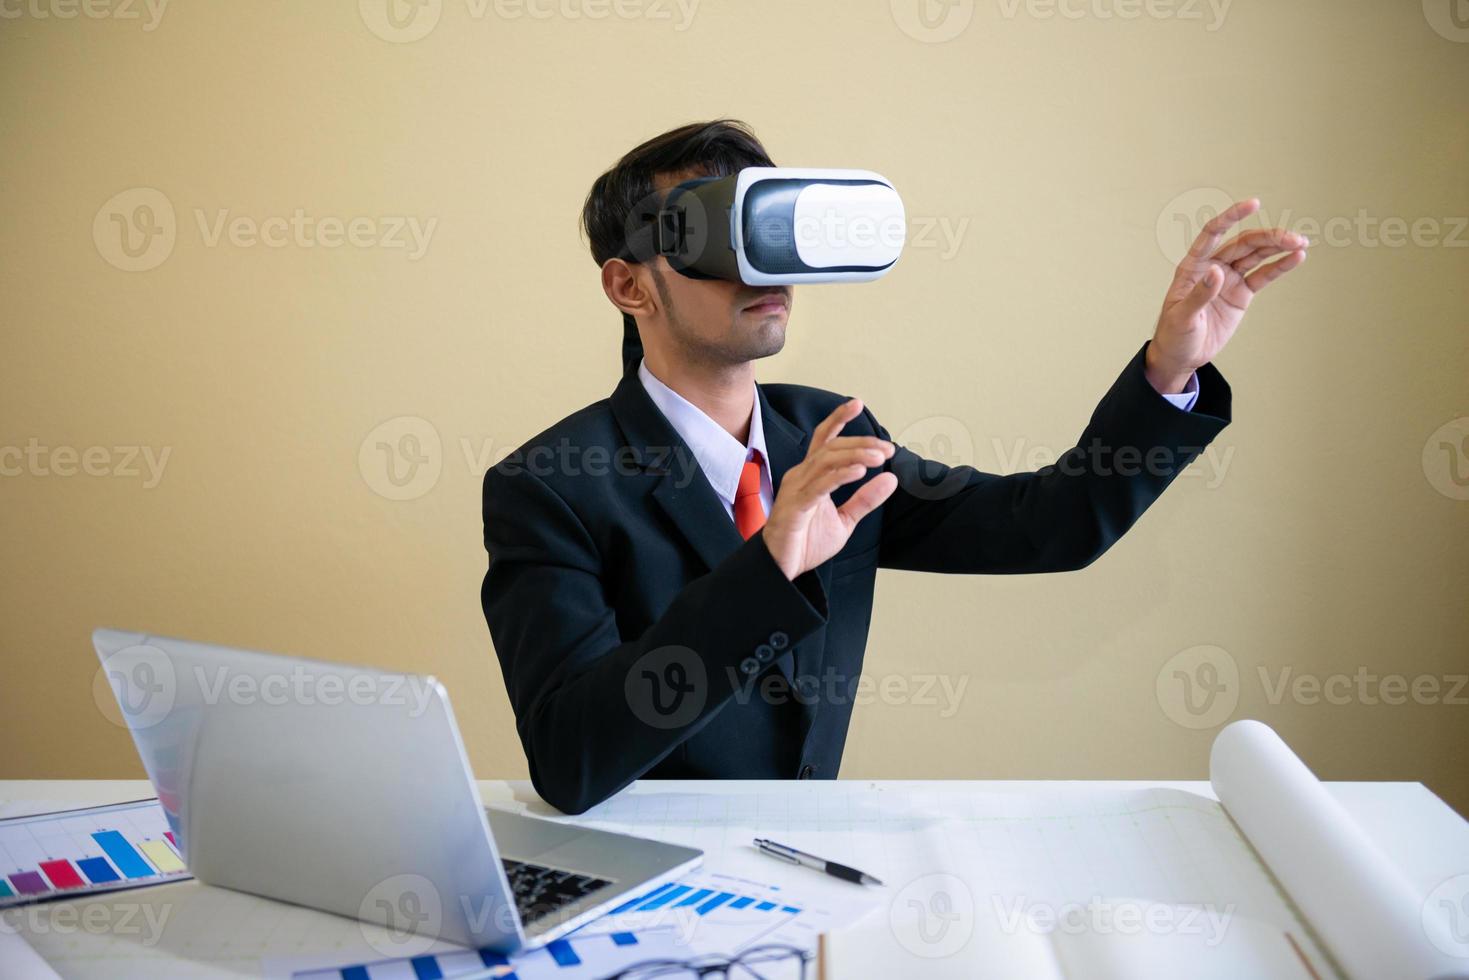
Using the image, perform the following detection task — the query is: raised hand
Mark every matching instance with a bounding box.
[761,399,898,581]
[1147,198,1310,394]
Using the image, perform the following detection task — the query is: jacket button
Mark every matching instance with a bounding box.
[798,764,815,779]
[740,656,759,675]
[770,631,789,650]
[755,644,775,663]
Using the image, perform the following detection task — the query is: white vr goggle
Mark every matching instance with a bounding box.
[621,167,906,286]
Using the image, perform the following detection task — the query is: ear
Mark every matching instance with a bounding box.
[602,258,657,320]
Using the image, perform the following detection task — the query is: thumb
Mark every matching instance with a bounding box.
[838,472,898,529]
[1177,265,1223,319]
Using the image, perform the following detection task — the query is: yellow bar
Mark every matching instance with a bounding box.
[137,839,186,874]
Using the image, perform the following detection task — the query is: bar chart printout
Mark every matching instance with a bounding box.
[0,799,192,907]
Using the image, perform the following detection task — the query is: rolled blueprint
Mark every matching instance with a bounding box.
[1211,719,1467,980]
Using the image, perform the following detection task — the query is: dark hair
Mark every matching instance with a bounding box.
[580,119,776,374]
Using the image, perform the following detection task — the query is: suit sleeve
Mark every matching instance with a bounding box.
[481,464,828,815]
[873,341,1231,574]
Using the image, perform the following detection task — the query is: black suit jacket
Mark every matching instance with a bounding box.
[481,342,1230,814]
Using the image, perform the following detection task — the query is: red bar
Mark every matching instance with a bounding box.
[164,832,176,847]
[39,860,85,889]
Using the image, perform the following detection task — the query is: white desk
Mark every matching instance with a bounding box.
[4,779,1467,978]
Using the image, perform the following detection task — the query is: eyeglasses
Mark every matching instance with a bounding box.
[601,943,811,979]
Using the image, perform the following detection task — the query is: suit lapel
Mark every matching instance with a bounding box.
[755,382,809,499]
[610,372,824,706]
[610,370,745,575]
[610,371,819,573]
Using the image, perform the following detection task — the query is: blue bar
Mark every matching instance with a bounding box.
[411,956,444,979]
[755,901,777,911]
[637,884,691,910]
[674,888,713,908]
[728,896,754,909]
[0,881,12,898]
[76,857,121,885]
[478,950,510,967]
[340,968,369,980]
[92,831,153,879]
[611,932,639,946]
[546,939,580,966]
[697,892,735,915]
[782,906,800,914]
[610,880,677,914]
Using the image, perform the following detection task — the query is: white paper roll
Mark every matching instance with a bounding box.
[1210,720,1468,980]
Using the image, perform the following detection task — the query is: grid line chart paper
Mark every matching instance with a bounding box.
[0,799,192,908]
[485,782,1337,977]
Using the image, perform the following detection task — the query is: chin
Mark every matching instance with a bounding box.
[747,320,786,360]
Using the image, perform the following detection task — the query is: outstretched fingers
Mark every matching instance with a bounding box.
[1243,248,1308,293]
[839,472,898,528]
[1183,199,1261,268]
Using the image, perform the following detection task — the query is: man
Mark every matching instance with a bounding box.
[481,120,1307,815]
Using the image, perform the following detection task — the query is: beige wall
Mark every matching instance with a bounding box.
[3,0,1466,813]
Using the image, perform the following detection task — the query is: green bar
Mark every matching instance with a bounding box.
[0,880,13,898]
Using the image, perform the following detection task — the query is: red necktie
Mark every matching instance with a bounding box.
[734,450,766,540]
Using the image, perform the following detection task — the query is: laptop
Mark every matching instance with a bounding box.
[91,628,702,953]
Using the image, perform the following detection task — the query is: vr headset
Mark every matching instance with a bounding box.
[620,167,905,286]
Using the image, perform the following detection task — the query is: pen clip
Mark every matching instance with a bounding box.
[755,839,800,864]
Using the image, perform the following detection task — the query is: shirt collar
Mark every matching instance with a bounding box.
[637,358,767,507]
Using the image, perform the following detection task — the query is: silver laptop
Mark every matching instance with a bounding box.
[92,628,702,953]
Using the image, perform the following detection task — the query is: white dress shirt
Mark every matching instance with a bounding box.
[638,359,774,522]
[638,358,1201,527]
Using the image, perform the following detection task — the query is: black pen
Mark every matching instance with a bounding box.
[753,838,884,886]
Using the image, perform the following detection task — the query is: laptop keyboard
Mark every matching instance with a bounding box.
[501,858,611,925]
